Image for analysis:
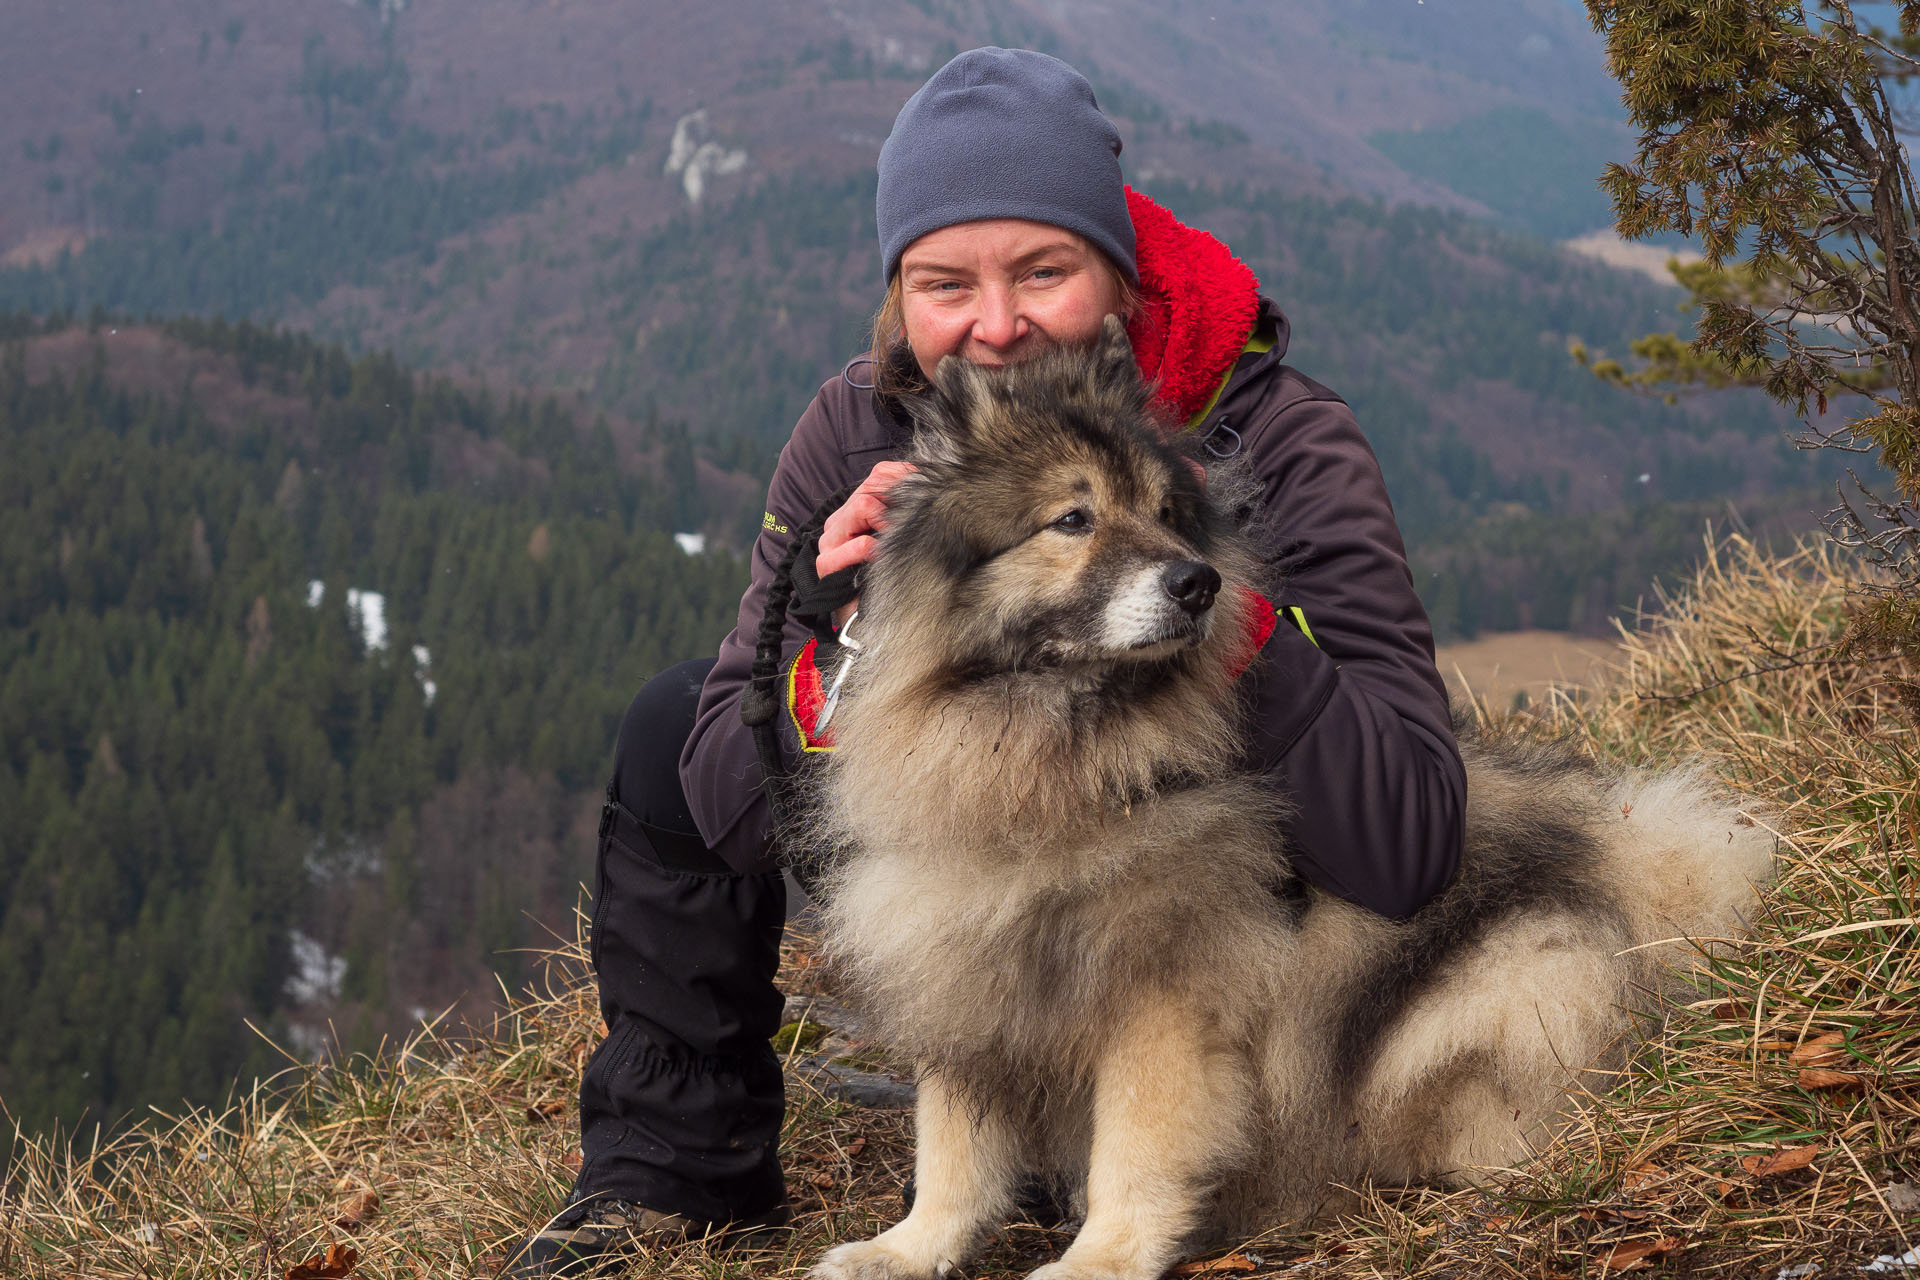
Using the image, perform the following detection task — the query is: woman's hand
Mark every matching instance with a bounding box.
[816,460,918,627]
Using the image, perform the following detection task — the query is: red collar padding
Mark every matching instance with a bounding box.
[786,590,1278,750]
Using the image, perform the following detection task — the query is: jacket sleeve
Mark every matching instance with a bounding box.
[679,391,850,875]
[1238,392,1465,919]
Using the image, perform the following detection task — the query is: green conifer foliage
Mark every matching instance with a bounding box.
[1580,0,1920,706]
[0,315,739,1137]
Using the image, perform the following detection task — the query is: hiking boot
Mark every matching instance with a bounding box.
[508,1194,791,1276]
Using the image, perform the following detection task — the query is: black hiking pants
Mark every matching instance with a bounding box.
[575,657,789,1223]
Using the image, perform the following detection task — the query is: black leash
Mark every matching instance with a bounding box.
[739,482,862,884]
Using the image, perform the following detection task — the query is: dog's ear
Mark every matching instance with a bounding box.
[1095,313,1135,385]
[907,355,987,467]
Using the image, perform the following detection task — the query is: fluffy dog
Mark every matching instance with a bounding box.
[802,317,1774,1280]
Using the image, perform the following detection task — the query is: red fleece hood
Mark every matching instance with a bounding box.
[1123,188,1264,423]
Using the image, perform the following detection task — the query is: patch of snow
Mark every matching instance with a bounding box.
[412,643,436,706]
[304,833,384,883]
[1777,1265,1819,1280]
[1864,1247,1920,1274]
[284,1023,330,1062]
[284,930,347,1005]
[136,1223,158,1245]
[664,109,747,204]
[347,587,387,651]
[673,531,707,556]
[305,581,390,653]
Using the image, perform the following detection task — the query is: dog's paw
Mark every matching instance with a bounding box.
[810,1238,946,1280]
[1024,1262,1101,1280]
[1026,1256,1157,1280]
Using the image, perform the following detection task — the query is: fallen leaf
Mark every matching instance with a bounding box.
[1173,1253,1256,1274]
[1799,1068,1866,1090]
[845,1137,867,1159]
[810,1171,836,1190]
[1622,1162,1663,1191]
[1600,1235,1685,1272]
[526,1099,566,1124]
[1741,1145,1821,1178]
[333,1190,381,1232]
[285,1242,358,1280]
[562,1150,582,1174]
[1789,1031,1848,1067]
[1712,1001,1748,1021]
[1883,1183,1920,1214]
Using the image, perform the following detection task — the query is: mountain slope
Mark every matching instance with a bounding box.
[0,316,745,1136]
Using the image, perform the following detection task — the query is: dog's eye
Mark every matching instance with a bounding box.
[1051,509,1092,533]
[1160,502,1175,525]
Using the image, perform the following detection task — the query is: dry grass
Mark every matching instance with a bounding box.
[0,930,925,1279]
[1339,534,1920,1277]
[3,534,1915,1278]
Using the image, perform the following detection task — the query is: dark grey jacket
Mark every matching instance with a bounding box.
[680,300,1465,919]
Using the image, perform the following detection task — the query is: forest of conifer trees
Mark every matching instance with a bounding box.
[0,313,740,1138]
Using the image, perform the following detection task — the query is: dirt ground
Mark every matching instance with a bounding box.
[1433,629,1624,709]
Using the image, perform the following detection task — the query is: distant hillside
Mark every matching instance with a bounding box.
[0,0,1624,254]
[0,315,747,1138]
[0,65,1839,621]
[1,0,1819,622]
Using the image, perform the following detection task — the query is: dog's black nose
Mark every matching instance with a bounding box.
[1161,561,1221,615]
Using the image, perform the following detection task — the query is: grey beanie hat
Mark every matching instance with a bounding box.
[876,47,1136,285]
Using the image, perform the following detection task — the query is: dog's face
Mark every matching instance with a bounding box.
[875,316,1231,672]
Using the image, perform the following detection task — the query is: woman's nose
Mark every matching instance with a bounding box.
[970,286,1028,350]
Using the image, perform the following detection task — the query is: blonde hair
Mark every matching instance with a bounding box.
[866,253,1141,401]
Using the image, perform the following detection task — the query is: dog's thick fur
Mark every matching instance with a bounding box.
[804,318,1774,1280]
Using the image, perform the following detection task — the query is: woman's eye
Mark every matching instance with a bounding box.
[1052,509,1092,532]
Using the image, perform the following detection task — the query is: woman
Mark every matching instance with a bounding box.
[515,47,1464,1276]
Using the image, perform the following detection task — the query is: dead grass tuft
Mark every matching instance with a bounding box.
[3,534,1913,1277]
[1337,534,1920,1277]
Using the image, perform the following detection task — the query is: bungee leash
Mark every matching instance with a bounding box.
[738,482,863,881]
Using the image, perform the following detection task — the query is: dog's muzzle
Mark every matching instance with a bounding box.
[1100,559,1223,655]
[1161,560,1221,616]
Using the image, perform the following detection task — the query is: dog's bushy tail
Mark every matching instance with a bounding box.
[1593,764,1777,964]
[1342,722,1776,1186]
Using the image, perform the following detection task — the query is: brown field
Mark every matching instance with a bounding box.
[1434,628,1623,709]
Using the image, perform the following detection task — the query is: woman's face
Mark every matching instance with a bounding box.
[897,219,1128,382]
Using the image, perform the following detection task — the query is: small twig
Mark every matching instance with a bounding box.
[1636,651,1908,701]
[1836,1132,1916,1257]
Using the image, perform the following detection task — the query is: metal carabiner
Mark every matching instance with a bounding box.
[814,610,863,734]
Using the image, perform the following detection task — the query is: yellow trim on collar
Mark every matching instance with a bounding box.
[1185,321,1278,432]
[786,645,836,753]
